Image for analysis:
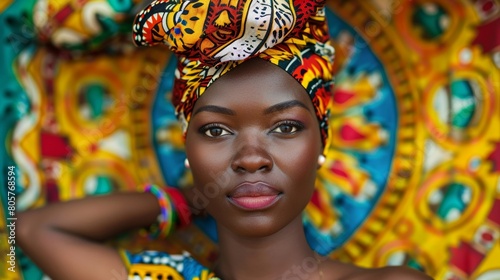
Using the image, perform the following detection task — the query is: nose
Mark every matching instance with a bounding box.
[231,135,273,173]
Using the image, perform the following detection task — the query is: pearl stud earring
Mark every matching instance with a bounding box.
[318,155,326,166]
[184,158,190,169]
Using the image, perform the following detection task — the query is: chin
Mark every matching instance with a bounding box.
[242,220,286,238]
[219,213,292,238]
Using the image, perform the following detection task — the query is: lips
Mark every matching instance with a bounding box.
[227,182,282,210]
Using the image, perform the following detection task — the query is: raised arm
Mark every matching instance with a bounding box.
[17,192,160,280]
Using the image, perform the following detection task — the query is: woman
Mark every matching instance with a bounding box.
[18,0,433,279]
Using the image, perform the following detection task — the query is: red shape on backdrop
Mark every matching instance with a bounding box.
[340,124,365,141]
[310,189,322,208]
[471,17,500,52]
[450,242,484,276]
[41,132,74,159]
[329,160,361,195]
[330,160,349,179]
[54,4,74,23]
[481,231,494,242]
[481,0,494,12]
[45,179,60,203]
[333,89,355,104]
[488,198,500,225]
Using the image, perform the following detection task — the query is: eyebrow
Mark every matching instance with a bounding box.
[264,100,311,115]
[193,105,236,116]
[193,100,310,116]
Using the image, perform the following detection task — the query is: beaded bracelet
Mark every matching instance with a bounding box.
[165,187,192,227]
[144,184,174,239]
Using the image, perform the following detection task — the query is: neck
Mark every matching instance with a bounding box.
[214,215,319,280]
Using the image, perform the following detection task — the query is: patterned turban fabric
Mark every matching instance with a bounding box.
[133,0,335,146]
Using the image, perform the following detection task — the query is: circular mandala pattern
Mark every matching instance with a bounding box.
[422,67,494,146]
[393,0,475,54]
[375,239,435,274]
[416,166,485,232]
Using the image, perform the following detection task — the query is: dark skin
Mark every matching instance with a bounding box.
[17,58,432,280]
[186,58,323,279]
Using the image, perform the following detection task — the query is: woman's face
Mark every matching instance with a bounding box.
[185,58,322,237]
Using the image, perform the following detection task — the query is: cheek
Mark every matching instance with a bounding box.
[185,138,230,188]
[185,140,232,213]
[274,133,321,178]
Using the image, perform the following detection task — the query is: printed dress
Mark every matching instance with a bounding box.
[121,250,220,280]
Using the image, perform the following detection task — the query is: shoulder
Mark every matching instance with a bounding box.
[324,261,433,280]
[370,266,433,280]
[351,266,433,280]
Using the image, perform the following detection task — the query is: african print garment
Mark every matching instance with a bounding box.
[121,250,220,280]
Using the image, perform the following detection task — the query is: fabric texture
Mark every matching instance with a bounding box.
[121,250,219,279]
[133,0,335,146]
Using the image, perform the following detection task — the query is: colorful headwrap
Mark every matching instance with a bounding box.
[133,0,335,146]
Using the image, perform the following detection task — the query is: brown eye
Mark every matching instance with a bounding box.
[201,125,231,138]
[276,124,295,133]
[206,127,222,137]
[271,121,303,134]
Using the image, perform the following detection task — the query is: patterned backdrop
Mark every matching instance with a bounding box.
[1,0,499,279]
